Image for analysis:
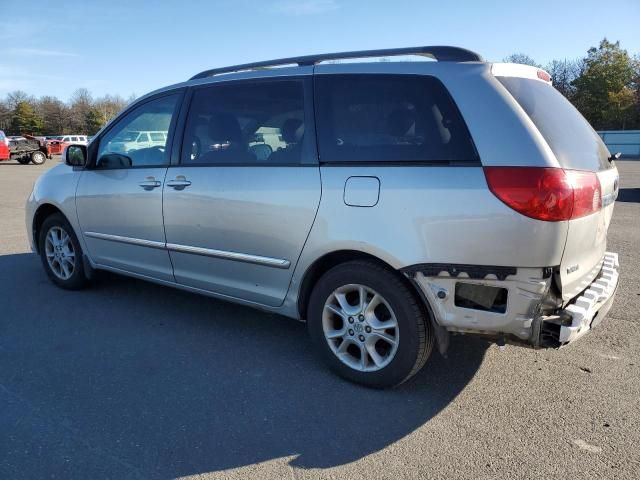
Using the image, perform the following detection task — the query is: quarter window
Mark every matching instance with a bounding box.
[182,80,305,165]
[314,74,478,163]
[96,94,179,168]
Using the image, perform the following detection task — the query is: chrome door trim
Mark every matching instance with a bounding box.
[84,231,290,269]
[83,231,166,249]
[166,243,291,269]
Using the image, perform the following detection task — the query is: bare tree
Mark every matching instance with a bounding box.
[68,88,93,133]
[545,58,584,99]
[5,90,33,109]
[502,53,541,68]
[36,96,68,134]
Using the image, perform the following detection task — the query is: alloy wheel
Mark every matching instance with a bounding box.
[322,284,399,372]
[44,226,76,280]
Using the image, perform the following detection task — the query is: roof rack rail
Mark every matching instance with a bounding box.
[189,45,483,80]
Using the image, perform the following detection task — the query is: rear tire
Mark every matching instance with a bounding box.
[307,260,434,388]
[38,213,89,290]
[31,151,47,165]
[17,157,30,165]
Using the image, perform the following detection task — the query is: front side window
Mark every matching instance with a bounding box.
[97,94,179,168]
[314,74,478,163]
[182,80,305,165]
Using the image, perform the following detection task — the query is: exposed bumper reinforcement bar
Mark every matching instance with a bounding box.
[555,251,620,344]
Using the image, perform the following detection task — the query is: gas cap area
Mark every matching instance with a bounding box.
[343,176,380,207]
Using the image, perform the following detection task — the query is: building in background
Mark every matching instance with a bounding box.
[598,130,640,158]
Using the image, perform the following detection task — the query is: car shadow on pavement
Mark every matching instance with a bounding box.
[617,188,640,203]
[0,253,487,478]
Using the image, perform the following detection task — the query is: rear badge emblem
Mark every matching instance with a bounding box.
[567,264,580,274]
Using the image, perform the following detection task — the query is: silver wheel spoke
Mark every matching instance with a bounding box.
[325,303,345,319]
[368,316,398,331]
[364,294,382,316]
[48,231,58,247]
[60,260,71,278]
[334,293,352,314]
[365,342,385,368]
[337,338,352,355]
[325,328,346,339]
[358,285,367,311]
[370,331,397,347]
[358,343,368,370]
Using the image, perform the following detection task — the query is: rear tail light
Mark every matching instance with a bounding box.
[484,167,601,221]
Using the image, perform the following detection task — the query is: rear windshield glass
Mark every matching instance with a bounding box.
[315,74,478,164]
[498,77,611,171]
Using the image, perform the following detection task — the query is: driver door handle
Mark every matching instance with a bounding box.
[166,176,192,190]
[138,177,162,190]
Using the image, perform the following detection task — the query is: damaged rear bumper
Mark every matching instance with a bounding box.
[538,252,619,346]
[403,252,620,349]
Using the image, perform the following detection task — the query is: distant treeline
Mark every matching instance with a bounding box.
[0,89,134,136]
[504,39,639,131]
[1,38,638,136]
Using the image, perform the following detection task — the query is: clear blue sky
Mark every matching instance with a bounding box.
[2,0,639,101]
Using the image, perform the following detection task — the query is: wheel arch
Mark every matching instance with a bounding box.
[296,250,427,319]
[296,249,449,353]
[32,203,66,253]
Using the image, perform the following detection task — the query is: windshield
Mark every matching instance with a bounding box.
[498,77,611,171]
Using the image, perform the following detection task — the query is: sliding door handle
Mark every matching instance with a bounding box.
[166,176,192,190]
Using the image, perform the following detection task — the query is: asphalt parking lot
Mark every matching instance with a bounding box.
[1,158,639,479]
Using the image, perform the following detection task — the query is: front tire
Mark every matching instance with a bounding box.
[38,213,88,290]
[17,157,30,165]
[307,260,434,388]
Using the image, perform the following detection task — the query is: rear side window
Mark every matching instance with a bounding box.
[314,74,478,163]
[182,80,305,165]
[498,77,611,171]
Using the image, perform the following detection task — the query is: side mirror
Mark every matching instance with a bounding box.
[97,153,133,169]
[64,144,87,167]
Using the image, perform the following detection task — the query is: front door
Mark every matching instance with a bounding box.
[76,92,182,282]
[162,77,321,306]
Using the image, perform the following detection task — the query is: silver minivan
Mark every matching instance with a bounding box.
[26,46,620,388]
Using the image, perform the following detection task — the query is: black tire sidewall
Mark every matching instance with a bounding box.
[308,261,429,388]
[38,213,87,289]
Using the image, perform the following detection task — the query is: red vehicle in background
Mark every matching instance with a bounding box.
[46,137,66,156]
[0,133,50,164]
[0,131,9,161]
[45,134,89,155]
